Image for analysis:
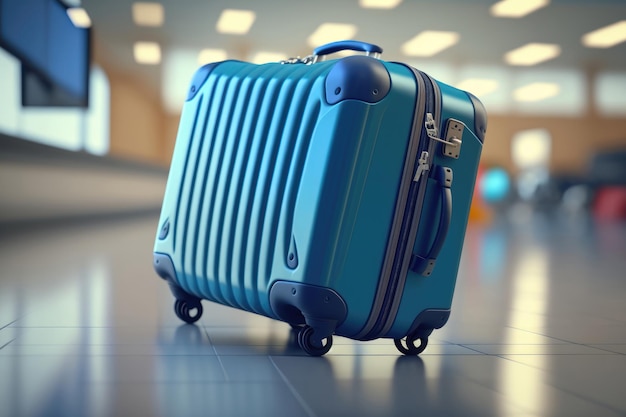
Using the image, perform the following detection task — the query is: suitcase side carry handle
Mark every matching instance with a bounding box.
[410,166,453,277]
[313,40,383,58]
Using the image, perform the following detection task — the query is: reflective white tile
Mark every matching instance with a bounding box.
[501,354,626,413]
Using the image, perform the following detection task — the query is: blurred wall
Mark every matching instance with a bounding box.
[484,113,626,175]
[94,32,626,177]
[94,40,170,167]
[108,70,166,165]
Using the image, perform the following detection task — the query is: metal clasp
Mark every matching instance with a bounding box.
[442,119,464,159]
[280,54,317,65]
[424,113,461,151]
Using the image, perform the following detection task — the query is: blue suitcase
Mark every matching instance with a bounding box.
[153,40,487,356]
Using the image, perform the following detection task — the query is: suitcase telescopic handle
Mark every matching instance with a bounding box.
[409,166,453,277]
[313,40,383,59]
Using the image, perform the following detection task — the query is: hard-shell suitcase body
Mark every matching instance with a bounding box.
[153,40,487,356]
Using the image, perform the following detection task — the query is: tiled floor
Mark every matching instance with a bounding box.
[1,210,625,417]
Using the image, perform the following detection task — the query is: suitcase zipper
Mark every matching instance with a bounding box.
[353,68,440,340]
[376,71,441,338]
[375,71,442,337]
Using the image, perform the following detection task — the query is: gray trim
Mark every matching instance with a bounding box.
[352,66,426,340]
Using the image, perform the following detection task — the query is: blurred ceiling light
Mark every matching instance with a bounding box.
[401,31,459,57]
[132,2,164,27]
[504,43,560,66]
[251,52,288,64]
[513,82,560,102]
[134,41,161,65]
[307,23,358,48]
[455,78,499,97]
[490,0,549,18]
[216,9,256,35]
[66,7,91,28]
[359,0,402,9]
[582,21,626,48]
[511,128,551,169]
[198,49,227,65]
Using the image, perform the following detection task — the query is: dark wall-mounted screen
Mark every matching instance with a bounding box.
[0,0,91,108]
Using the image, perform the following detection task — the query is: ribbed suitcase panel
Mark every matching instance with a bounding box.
[172,61,330,316]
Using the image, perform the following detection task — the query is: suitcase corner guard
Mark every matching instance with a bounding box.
[269,281,347,338]
[406,309,451,339]
[153,252,177,284]
[325,55,391,105]
[186,61,225,102]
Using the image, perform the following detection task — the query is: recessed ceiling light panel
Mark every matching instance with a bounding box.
[504,43,560,66]
[359,0,402,9]
[216,9,256,35]
[307,23,358,48]
[490,0,550,18]
[582,21,626,48]
[401,31,459,57]
[134,41,161,65]
[198,49,227,65]
[132,2,164,27]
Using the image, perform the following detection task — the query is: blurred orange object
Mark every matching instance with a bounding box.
[593,186,626,221]
[468,195,492,223]
[468,165,492,223]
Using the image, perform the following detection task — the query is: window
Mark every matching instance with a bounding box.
[0,46,110,154]
[594,71,626,116]
[511,128,552,201]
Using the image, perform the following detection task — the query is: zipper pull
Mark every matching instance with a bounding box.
[413,151,430,182]
[425,113,438,140]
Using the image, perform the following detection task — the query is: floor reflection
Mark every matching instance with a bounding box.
[0,214,625,417]
[1,255,113,417]
[499,245,549,415]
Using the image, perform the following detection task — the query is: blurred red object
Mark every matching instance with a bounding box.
[593,186,626,220]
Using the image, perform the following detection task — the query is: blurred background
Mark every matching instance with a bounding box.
[2,2,626,417]
[1,0,626,225]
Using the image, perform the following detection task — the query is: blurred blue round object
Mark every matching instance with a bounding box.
[481,167,511,203]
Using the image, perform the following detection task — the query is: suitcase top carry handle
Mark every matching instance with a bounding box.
[281,41,382,65]
[313,40,383,60]
[410,166,453,277]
